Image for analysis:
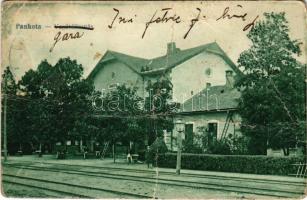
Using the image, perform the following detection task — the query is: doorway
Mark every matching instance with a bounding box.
[185,124,194,145]
[208,122,218,146]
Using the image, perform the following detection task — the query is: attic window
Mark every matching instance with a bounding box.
[109,83,119,89]
[205,68,212,77]
[146,80,152,88]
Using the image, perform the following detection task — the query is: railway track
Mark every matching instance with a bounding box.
[4,162,305,198]
[2,173,155,198]
[7,160,305,186]
[3,179,92,198]
[5,161,306,186]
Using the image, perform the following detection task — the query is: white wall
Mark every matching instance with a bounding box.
[170,112,242,151]
[170,51,236,103]
[92,61,145,97]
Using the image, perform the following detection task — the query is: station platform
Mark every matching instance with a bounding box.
[3,155,305,183]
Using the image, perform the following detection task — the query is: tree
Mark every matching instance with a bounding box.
[92,77,176,156]
[96,81,175,153]
[145,78,174,145]
[18,58,96,152]
[98,84,146,147]
[236,12,305,155]
[1,67,22,153]
[145,78,173,114]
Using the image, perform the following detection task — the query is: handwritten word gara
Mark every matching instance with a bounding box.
[50,31,84,52]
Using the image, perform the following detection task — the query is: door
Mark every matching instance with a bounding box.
[208,122,218,146]
[185,124,194,145]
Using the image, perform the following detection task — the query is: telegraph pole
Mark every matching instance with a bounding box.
[175,119,184,175]
[176,130,182,175]
[113,143,115,163]
[3,77,8,162]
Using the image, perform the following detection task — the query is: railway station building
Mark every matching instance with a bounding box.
[88,42,243,152]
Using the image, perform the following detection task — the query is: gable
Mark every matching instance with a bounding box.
[91,60,144,96]
[170,51,238,103]
[88,50,148,80]
[141,42,242,76]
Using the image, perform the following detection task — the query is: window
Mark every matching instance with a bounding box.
[205,68,212,77]
[147,80,152,87]
[111,72,115,79]
[108,83,119,89]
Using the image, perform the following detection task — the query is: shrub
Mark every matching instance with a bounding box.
[150,137,168,154]
[192,126,249,155]
[157,153,304,175]
[147,137,168,164]
[182,136,203,154]
[209,139,232,155]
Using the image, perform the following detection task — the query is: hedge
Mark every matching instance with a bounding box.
[156,153,305,175]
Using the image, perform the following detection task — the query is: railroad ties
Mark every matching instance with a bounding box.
[3,161,306,198]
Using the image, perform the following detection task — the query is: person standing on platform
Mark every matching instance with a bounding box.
[145,146,153,168]
[127,151,132,164]
[83,145,88,159]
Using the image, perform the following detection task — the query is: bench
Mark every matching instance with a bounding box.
[127,154,139,164]
[56,151,66,159]
[16,150,23,156]
[34,150,42,157]
[74,152,96,159]
[131,154,139,163]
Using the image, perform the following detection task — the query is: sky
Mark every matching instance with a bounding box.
[1,1,306,80]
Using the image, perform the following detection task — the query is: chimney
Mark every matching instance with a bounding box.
[167,42,177,55]
[225,70,235,88]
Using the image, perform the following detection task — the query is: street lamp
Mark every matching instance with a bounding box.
[175,118,185,175]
